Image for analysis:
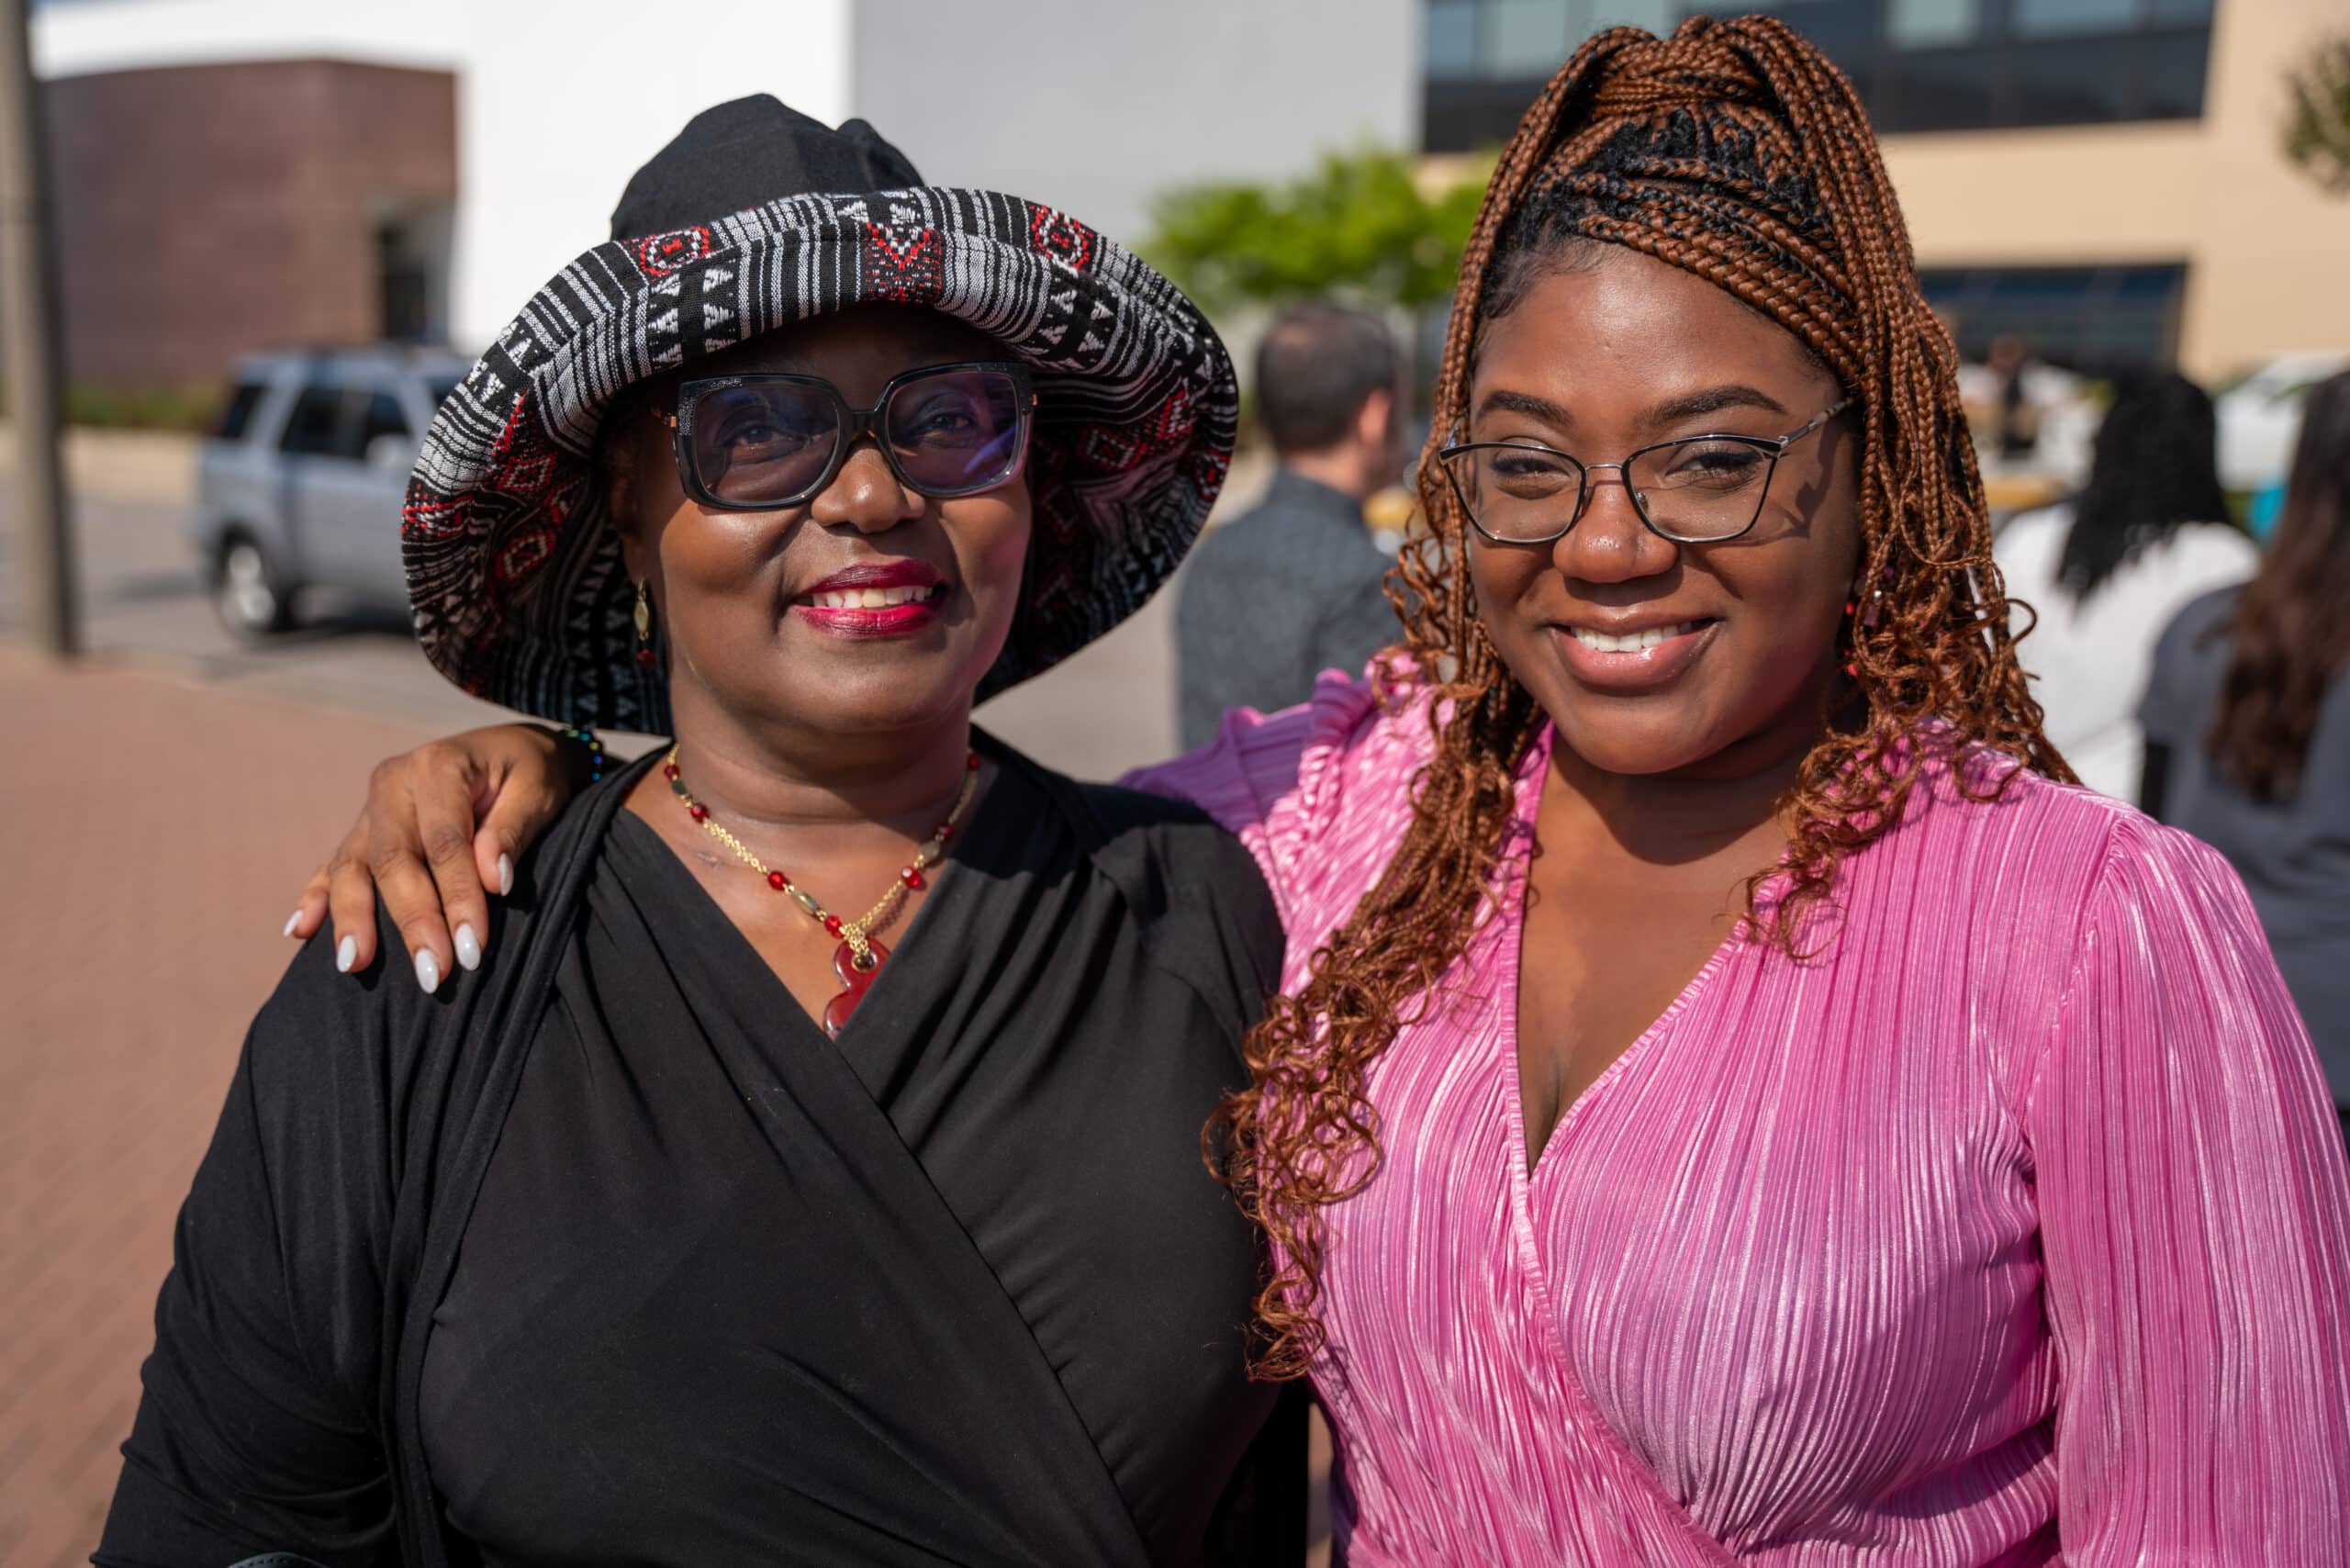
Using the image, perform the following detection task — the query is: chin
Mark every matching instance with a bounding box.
[800,669,982,734]
[1530,678,1731,778]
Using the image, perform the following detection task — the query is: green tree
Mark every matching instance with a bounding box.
[1141,148,1493,317]
[2283,35,2350,196]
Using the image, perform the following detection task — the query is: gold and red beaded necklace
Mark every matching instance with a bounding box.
[663,745,981,1037]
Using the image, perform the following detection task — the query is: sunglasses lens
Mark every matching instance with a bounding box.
[883,369,1027,495]
[687,383,841,506]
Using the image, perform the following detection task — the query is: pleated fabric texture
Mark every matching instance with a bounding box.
[1133,671,2350,1566]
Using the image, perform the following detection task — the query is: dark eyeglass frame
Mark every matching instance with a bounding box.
[658,360,1037,512]
[1438,396,1852,547]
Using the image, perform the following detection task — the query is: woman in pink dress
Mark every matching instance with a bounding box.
[293,18,2350,1562]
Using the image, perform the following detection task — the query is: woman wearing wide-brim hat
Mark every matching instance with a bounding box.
[100,98,1303,1567]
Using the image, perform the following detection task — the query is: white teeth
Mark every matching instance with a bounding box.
[809,584,934,610]
[1570,619,1704,654]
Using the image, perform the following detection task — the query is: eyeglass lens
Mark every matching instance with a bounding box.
[687,368,1027,507]
[1449,436,1780,543]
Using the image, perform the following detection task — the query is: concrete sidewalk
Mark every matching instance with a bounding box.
[0,648,435,1566]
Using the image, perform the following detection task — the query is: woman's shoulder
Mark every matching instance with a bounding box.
[1009,753,1288,1034]
[245,766,624,1132]
[1905,739,2248,927]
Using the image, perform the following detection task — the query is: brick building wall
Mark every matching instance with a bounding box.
[45,59,456,394]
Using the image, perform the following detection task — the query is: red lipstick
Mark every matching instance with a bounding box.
[789,560,948,639]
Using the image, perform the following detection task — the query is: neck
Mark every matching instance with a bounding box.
[1279,447,1368,501]
[664,685,977,839]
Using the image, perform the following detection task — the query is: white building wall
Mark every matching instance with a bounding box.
[34,0,1421,345]
[36,0,855,348]
[846,0,1420,247]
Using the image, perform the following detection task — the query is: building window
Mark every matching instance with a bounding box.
[1420,0,2213,148]
[1920,263,2188,372]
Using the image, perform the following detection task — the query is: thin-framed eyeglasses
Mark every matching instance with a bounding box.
[658,361,1037,512]
[1437,397,1851,546]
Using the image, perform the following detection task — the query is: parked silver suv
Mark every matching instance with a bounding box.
[193,347,469,636]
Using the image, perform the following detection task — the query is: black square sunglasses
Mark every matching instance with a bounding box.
[660,361,1037,512]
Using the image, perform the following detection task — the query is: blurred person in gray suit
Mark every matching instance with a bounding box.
[1178,303,1405,750]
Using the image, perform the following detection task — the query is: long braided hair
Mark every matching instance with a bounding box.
[1212,17,2070,1380]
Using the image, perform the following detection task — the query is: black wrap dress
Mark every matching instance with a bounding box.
[98,742,1302,1568]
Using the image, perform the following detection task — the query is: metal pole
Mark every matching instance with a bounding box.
[0,0,74,658]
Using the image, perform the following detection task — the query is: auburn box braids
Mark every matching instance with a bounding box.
[1212,15,2069,1379]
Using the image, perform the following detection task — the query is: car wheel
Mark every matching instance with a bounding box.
[217,535,297,637]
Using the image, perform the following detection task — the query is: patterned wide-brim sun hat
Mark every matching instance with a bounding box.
[402,96,1237,734]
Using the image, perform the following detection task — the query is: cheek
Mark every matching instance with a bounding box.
[948,485,1033,602]
[1466,539,1547,639]
[651,505,779,601]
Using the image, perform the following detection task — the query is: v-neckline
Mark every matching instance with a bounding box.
[1486,730,1750,1568]
[609,734,1024,1065]
[1502,729,1741,1182]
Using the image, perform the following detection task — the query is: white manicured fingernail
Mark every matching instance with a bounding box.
[336,935,357,973]
[283,910,303,938]
[415,948,441,995]
[453,924,481,972]
[498,854,513,896]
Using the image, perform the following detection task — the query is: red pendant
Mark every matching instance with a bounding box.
[822,935,888,1038]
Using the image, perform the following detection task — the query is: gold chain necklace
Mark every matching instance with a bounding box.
[663,745,981,1036]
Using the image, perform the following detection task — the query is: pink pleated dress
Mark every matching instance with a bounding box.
[1132,672,2350,1566]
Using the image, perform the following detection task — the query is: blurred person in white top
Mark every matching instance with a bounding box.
[1997,370,2258,797]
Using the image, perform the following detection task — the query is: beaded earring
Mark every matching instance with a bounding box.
[633,579,655,668]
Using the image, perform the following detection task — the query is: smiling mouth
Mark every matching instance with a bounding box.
[800,583,946,611]
[1566,618,1715,653]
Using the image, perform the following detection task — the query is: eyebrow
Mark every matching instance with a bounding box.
[1470,383,1792,432]
[1651,385,1789,423]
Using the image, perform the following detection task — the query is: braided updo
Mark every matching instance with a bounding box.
[1211,16,2070,1379]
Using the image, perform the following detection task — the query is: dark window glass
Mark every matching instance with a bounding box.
[1886,0,1984,48]
[215,381,267,442]
[2009,35,2132,123]
[1594,0,1673,32]
[1419,0,2211,147]
[2139,27,2211,118]
[1733,0,1878,67]
[278,386,348,457]
[1481,0,1570,75]
[1877,45,2001,131]
[2011,0,2142,37]
[356,391,408,451]
[1919,263,2186,372]
[1427,0,1480,80]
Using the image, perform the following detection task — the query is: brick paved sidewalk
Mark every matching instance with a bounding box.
[0,648,434,1568]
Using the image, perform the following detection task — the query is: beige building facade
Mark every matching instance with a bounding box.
[1421,0,2349,382]
[1882,0,2350,380]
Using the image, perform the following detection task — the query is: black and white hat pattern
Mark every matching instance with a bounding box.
[403,182,1237,732]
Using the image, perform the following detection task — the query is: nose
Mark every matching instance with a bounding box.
[1551,465,1678,584]
[807,440,921,535]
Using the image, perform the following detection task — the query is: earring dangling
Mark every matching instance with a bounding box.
[633,580,655,668]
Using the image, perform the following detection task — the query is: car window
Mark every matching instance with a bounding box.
[215,381,268,442]
[357,391,409,449]
[279,385,352,457]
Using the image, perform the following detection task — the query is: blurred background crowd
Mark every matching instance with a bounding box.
[2,0,2347,1562]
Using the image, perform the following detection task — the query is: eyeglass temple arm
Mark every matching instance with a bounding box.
[1778,396,1852,449]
